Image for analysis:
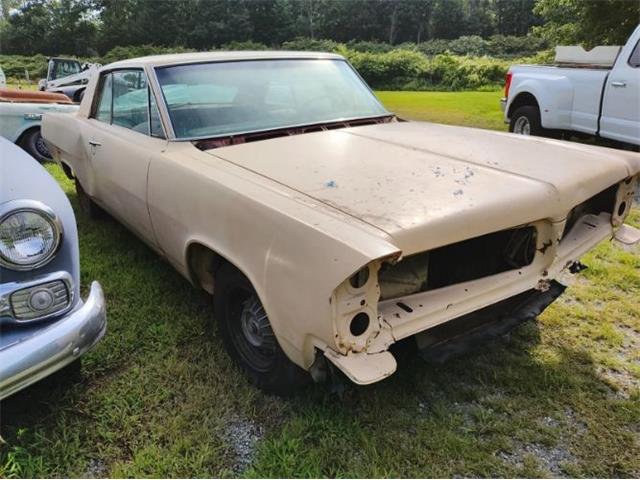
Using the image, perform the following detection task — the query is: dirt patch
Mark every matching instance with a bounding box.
[225,416,263,475]
[598,366,639,399]
[499,441,577,477]
[84,458,108,478]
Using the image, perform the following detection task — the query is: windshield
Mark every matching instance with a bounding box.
[154,59,389,139]
[50,60,82,80]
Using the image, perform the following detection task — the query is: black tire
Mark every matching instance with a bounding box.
[75,179,105,219]
[19,128,51,163]
[509,105,545,137]
[214,263,309,395]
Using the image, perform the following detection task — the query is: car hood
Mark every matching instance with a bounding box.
[205,121,640,254]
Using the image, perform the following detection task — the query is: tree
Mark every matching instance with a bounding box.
[0,0,97,55]
[533,0,640,46]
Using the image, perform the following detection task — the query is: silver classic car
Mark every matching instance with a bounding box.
[0,137,106,400]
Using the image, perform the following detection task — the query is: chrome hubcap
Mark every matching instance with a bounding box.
[240,295,275,351]
[514,116,531,135]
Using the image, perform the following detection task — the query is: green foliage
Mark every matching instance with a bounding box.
[219,40,269,51]
[0,53,48,79]
[0,0,543,56]
[345,49,546,91]
[280,37,340,52]
[99,45,195,65]
[533,0,640,47]
[417,34,548,57]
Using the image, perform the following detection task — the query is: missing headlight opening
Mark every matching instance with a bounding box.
[349,312,370,336]
[379,226,537,301]
[349,266,370,289]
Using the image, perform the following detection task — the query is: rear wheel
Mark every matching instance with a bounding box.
[19,128,51,163]
[75,180,105,219]
[509,105,545,137]
[213,263,309,395]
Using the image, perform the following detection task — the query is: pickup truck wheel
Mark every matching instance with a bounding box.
[75,180,105,219]
[20,128,52,163]
[509,106,544,137]
[214,264,309,395]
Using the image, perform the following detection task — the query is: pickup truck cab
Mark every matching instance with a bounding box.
[502,25,640,148]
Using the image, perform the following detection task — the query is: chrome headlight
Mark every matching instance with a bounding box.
[0,200,62,270]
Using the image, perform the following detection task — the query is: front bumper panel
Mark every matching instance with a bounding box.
[324,212,618,385]
[0,281,106,400]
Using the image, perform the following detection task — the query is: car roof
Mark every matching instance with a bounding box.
[105,51,345,70]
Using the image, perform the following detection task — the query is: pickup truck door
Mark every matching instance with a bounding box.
[83,69,166,248]
[600,38,640,145]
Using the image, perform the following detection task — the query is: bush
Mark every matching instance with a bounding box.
[344,49,428,89]
[0,54,48,80]
[281,37,341,52]
[100,45,195,65]
[416,34,547,58]
[220,41,268,51]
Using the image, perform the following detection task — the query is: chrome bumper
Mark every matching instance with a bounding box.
[500,97,507,113]
[0,281,106,400]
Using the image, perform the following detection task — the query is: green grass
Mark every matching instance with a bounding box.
[5,82,38,91]
[377,90,507,131]
[1,91,639,478]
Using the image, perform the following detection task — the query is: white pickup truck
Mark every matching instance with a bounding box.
[502,25,640,148]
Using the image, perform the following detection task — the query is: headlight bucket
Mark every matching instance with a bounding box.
[612,175,639,227]
[0,200,63,270]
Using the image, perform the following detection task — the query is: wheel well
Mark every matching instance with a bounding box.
[508,92,539,118]
[16,126,39,146]
[60,161,74,180]
[187,243,232,295]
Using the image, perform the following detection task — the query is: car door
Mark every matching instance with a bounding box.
[599,39,640,145]
[83,68,167,248]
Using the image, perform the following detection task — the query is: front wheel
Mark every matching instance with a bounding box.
[509,105,545,137]
[213,264,309,395]
[19,128,51,162]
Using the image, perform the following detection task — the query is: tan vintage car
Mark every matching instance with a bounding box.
[42,52,640,394]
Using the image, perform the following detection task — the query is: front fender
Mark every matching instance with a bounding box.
[149,144,400,370]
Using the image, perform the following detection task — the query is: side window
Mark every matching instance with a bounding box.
[149,89,165,139]
[112,70,149,132]
[629,40,640,68]
[94,73,113,124]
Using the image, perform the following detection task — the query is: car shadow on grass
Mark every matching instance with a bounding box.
[1,177,638,478]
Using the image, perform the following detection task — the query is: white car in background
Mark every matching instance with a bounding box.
[0,88,78,162]
[0,66,6,87]
[502,24,640,148]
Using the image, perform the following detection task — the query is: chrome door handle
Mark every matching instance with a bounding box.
[88,140,102,147]
[611,81,627,88]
